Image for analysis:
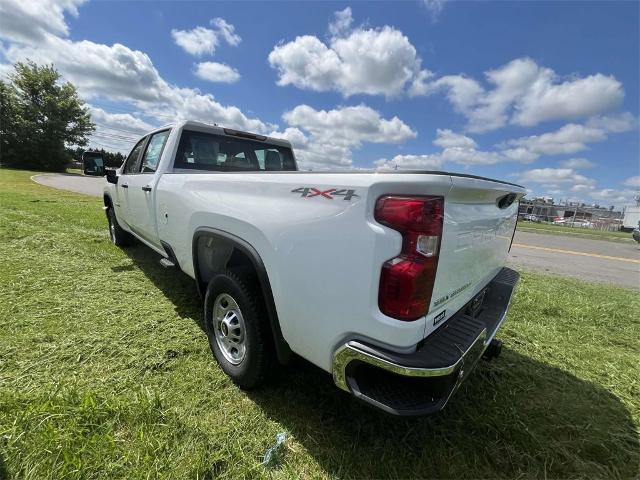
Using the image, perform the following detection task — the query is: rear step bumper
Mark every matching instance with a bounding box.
[332,267,520,415]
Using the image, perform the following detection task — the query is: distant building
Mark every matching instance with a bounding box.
[519,197,623,229]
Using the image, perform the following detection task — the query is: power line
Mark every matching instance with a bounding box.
[92,131,138,142]
[94,122,145,136]
[87,139,128,152]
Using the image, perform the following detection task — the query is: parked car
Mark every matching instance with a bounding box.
[565,220,593,228]
[632,225,640,243]
[82,151,105,176]
[103,121,524,415]
[522,214,539,222]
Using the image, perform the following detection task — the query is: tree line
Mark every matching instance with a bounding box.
[0,61,98,172]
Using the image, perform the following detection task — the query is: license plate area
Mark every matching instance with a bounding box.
[465,288,487,318]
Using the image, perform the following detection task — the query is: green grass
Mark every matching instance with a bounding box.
[1,167,639,479]
[517,220,634,242]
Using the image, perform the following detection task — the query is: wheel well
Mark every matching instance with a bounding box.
[103,194,113,208]
[193,231,292,364]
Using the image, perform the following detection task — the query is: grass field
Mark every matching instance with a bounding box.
[517,220,634,242]
[1,168,639,479]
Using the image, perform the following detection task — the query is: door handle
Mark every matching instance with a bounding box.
[142,185,152,192]
[121,183,128,189]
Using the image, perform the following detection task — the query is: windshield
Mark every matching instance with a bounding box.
[174,130,296,172]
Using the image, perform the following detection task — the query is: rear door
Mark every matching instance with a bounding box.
[425,175,522,336]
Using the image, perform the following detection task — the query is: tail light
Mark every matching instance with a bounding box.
[375,196,444,321]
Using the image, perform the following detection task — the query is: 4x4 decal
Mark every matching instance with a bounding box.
[291,187,359,201]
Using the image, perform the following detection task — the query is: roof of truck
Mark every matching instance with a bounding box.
[157,120,293,148]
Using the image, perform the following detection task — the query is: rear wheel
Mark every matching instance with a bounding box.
[204,271,274,389]
[106,207,132,247]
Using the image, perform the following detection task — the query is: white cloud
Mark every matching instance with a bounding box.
[513,74,623,127]
[172,27,217,57]
[519,168,596,187]
[519,168,639,209]
[328,7,353,37]
[376,154,444,171]
[623,176,640,187]
[270,105,416,170]
[559,158,595,169]
[503,114,635,156]
[432,129,477,149]
[407,69,436,97]
[90,106,155,134]
[194,62,240,83]
[588,188,638,205]
[0,0,84,43]
[434,129,538,166]
[268,9,430,97]
[283,104,416,146]
[513,124,607,155]
[585,112,637,133]
[210,18,241,47]
[1,31,267,133]
[439,147,503,166]
[171,18,240,56]
[422,0,448,20]
[427,58,624,132]
[376,127,538,170]
[380,111,632,171]
[269,127,353,170]
[500,147,539,163]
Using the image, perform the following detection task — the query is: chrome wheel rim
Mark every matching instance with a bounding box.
[212,293,247,365]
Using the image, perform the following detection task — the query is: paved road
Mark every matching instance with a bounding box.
[32,173,105,197]
[31,174,640,289]
[509,231,639,289]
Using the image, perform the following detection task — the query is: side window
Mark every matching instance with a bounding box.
[141,130,170,173]
[123,138,146,174]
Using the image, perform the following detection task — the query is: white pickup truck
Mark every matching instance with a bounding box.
[104,120,524,415]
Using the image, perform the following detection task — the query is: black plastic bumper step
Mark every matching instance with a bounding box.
[343,267,520,415]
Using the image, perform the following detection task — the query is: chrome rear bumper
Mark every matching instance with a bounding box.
[332,267,519,415]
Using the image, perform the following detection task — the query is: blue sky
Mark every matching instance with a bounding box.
[1,0,638,207]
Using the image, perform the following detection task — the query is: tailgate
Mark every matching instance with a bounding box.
[425,175,522,337]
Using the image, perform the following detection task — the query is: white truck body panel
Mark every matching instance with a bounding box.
[104,121,524,373]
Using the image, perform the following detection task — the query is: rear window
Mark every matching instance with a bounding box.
[174,130,296,172]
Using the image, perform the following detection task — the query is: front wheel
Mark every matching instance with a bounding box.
[204,271,274,389]
[106,207,132,247]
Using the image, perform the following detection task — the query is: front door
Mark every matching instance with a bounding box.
[116,137,147,230]
[121,130,170,248]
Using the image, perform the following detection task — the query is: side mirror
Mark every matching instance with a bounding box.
[105,169,118,185]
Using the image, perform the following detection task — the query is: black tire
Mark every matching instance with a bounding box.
[107,207,133,247]
[204,270,274,389]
